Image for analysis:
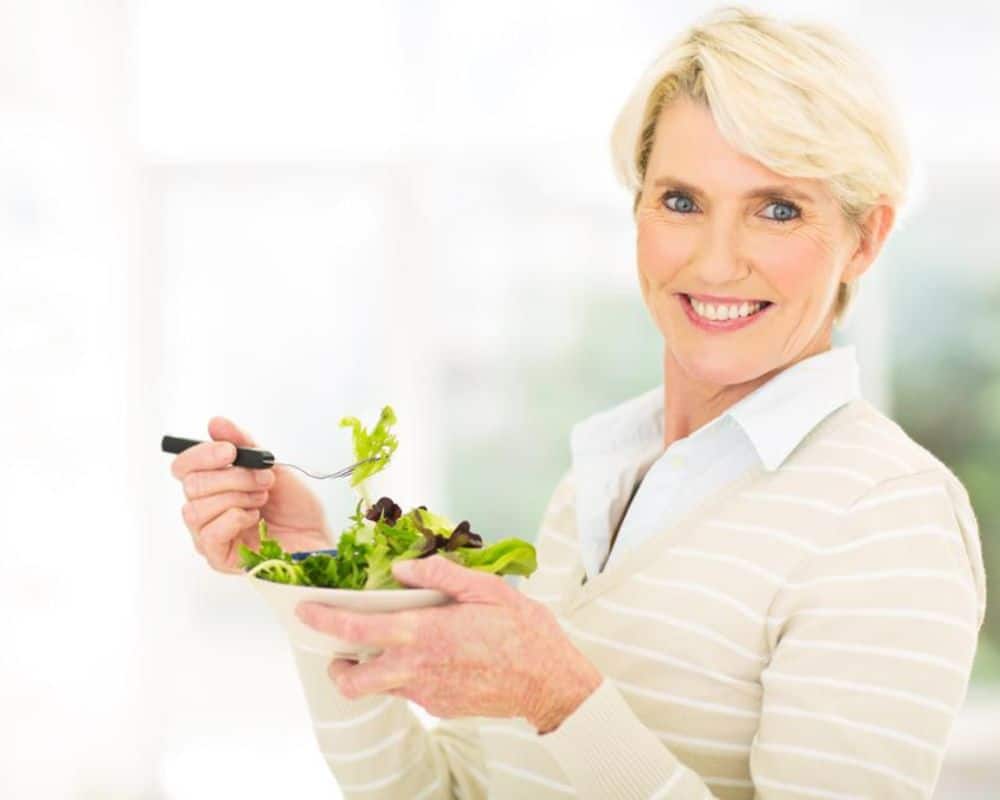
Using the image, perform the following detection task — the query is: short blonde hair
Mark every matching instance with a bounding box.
[610,5,911,326]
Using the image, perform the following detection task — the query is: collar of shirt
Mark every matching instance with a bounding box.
[568,345,863,575]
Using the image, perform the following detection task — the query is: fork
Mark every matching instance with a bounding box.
[160,435,382,480]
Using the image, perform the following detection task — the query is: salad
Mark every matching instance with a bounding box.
[238,405,537,589]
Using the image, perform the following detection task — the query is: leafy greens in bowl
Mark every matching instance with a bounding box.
[239,405,538,659]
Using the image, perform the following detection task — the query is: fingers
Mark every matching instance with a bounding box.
[170,440,236,480]
[182,465,275,500]
[208,416,257,448]
[199,506,261,572]
[168,417,271,574]
[296,604,418,650]
[182,490,269,532]
[327,654,410,699]
[392,555,521,606]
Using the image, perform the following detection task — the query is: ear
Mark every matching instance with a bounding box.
[841,200,896,284]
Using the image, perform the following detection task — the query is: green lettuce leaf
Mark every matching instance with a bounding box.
[298,553,338,588]
[454,538,537,576]
[340,406,398,488]
[362,531,399,590]
[239,520,293,570]
[404,506,454,535]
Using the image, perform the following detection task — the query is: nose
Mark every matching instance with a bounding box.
[693,218,751,285]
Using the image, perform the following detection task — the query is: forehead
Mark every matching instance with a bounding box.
[646,95,829,202]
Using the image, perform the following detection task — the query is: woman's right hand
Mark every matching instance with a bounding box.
[170,417,333,573]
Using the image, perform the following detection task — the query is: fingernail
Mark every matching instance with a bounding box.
[215,442,235,462]
[256,470,274,486]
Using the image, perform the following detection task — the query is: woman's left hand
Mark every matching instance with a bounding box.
[295,555,603,734]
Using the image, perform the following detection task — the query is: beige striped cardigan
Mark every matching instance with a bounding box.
[291,397,987,799]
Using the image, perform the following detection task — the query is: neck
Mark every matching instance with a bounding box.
[661,356,772,450]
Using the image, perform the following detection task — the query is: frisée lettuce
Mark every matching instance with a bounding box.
[338,406,398,506]
[238,405,537,589]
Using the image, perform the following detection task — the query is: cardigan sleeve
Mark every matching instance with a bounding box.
[539,469,985,799]
[291,645,488,800]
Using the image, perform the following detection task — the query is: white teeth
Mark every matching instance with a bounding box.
[689,296,764,321]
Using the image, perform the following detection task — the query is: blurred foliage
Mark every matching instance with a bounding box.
[882,165,999,682]
[886,293,999,678]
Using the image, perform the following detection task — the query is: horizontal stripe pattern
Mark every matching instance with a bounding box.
[284,400,983,799]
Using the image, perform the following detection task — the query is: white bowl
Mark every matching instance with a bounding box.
[248,576,450,662]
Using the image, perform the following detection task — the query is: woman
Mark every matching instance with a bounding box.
[169,6,986,798]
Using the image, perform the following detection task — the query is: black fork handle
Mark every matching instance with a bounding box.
[161,435,275,469]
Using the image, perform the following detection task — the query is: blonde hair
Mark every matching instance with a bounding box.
[610,5,911,326]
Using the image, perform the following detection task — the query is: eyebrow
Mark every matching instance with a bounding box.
[651,175,817,204]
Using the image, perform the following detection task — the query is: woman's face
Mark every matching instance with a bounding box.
[635,95,870,387]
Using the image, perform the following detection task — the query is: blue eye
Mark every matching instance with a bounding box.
[660,192,801,223]
[762,200,800,222]
[662,192,698,213]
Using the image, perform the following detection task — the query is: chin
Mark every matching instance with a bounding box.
[668,340,772,388]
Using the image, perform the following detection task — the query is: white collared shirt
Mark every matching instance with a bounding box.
[569,345,863,578]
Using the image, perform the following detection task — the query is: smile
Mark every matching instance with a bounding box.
[678,293,774,332]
